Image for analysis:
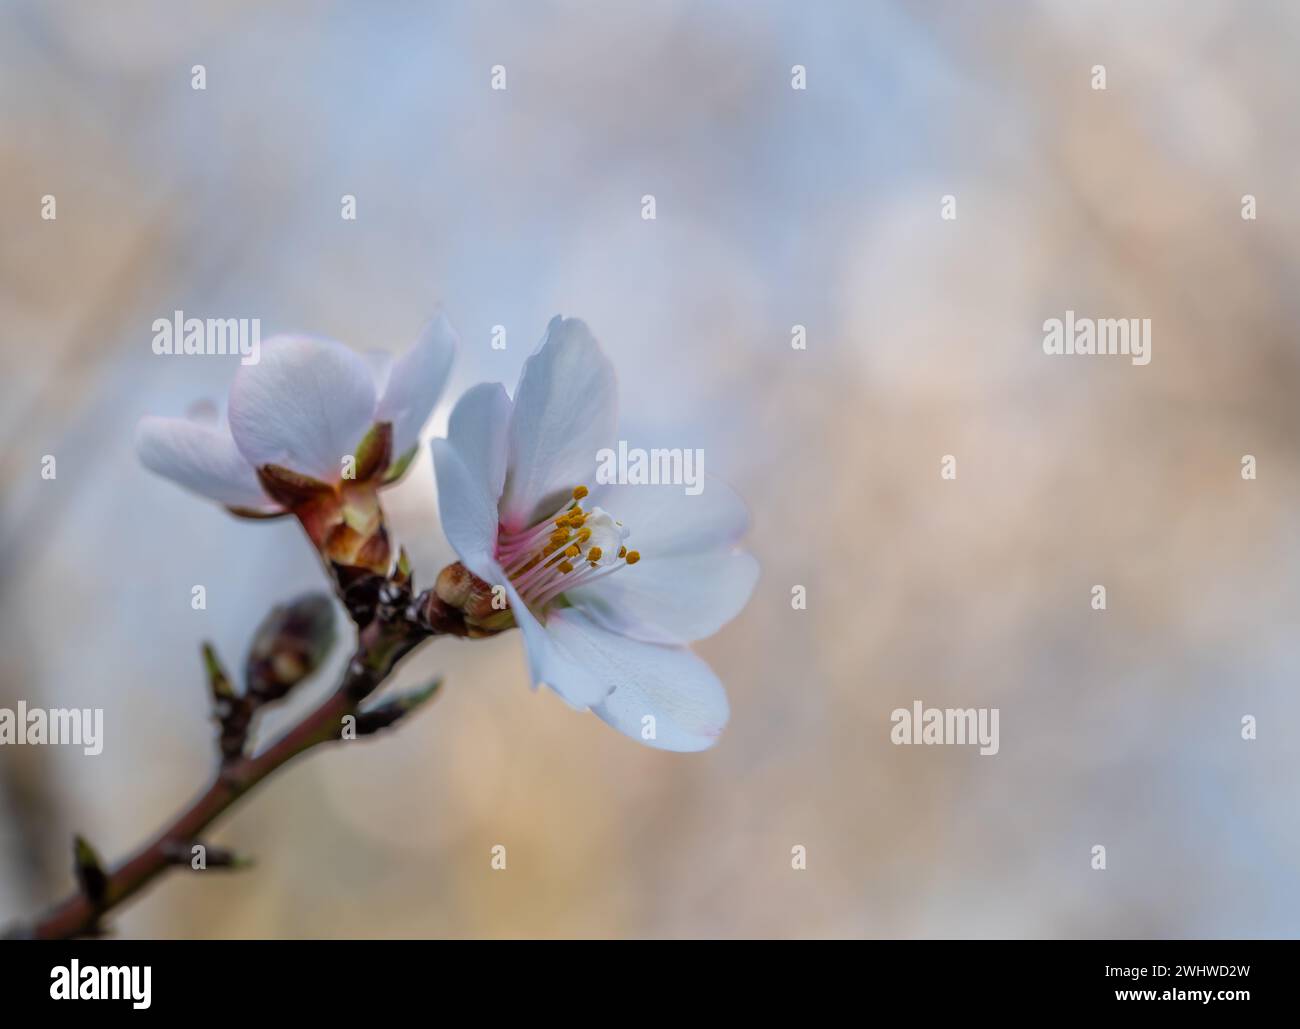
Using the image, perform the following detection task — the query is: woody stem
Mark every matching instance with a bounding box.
[12,587,463,940]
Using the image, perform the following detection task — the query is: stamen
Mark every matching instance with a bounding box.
[496,487,640,610]
[530,552,637,608]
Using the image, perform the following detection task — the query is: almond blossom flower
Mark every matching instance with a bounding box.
[137,316,457,572]
[431,317,758,751]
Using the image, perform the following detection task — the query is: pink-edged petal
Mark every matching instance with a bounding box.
[376,313,458,457]
[499,316,616,531]
[590,477,750,557]
[567,549,758,644]
[136,416,277,511]
[544,608,730,751]
[228,335,378,482]
[447,382,512,507]
[430,438,501,579]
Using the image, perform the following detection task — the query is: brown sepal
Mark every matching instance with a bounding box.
[256,464,334,508]
[352,422,393,484]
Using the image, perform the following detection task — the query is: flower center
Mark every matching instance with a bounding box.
[496,486,640,611]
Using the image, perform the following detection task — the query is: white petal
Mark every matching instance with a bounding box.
[433,432,609,710]
[136,416,277,510]
[376,313,458,458]
[499,317,616,531]
[567,549,758,644]
[228,335,378,482]
[494,563,610,710]
[544,608,730,751]
[590,477,750,557]
[447,382,512,506]
[364,350,394,397]
[430,438,501,579]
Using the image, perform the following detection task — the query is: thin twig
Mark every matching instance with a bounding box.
[11,585,462,940]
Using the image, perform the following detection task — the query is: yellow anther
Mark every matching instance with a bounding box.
[576,527,592,542]
[618,546,627,559]
[588,546,603,562]
[558,560,574,574]
[625,550,640,565]
[565,545,580,559]
[573,485,589,500]
[542,543,558,556]
[550,529,569,545]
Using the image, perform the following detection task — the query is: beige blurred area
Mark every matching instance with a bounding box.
[2,1,1299,937]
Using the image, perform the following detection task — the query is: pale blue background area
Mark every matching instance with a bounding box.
[2,1,1298,937]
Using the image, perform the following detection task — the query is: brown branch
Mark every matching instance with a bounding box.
[10,585,465,940]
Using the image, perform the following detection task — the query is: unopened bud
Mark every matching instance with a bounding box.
[245,593,337,702]
[434,563,514,635]
[434,562,475,609]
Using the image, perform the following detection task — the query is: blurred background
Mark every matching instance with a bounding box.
[3,0,1299,938]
